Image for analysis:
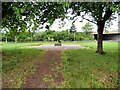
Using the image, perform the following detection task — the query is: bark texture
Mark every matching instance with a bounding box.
[96,9,113,54]
[96,21,105,54]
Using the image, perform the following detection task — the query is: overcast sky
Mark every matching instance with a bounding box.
[39,13,118,32]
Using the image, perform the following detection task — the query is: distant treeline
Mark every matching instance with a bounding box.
[2,30,94,42]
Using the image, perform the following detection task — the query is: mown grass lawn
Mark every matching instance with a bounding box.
[2,42,45,88]
[2,41,119,88]
[2,41,55,50]
[60,41,119,88]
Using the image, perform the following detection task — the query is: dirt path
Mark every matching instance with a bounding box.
[23,50,64,88]
[23,44,84,88]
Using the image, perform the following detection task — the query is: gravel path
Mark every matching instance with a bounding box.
[26,44,84,51]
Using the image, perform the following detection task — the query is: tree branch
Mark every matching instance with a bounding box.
[103,9,113,22]
[69,13,97,25]
[80,15,97,25]
[72,17,78,24]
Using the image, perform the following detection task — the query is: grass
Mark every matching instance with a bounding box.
[60,41,119,88]
[2,41,53,50]
[2,42,45,88]
[2,41,119,88]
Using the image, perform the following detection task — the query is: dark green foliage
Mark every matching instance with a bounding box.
[33,30,94,41]
[2,2,119,53]
[2,29,94,42]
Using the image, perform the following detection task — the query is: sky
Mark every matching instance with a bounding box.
[2,11,118,33]
[39,13,119,32]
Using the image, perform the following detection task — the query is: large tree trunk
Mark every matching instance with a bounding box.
[95,8,112,54]
[96,21,105,54]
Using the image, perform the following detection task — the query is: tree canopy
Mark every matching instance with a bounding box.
[2,1,119,54]
[68,2,119,54]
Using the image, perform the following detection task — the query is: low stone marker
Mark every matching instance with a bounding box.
[54,40,62,46]
[54,42,62,46]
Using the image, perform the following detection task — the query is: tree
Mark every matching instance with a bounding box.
[2,2,119,54]
[82,22,93,35]
[2,2,67,42]
[69,2,119,54]
[2,2,28,42]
